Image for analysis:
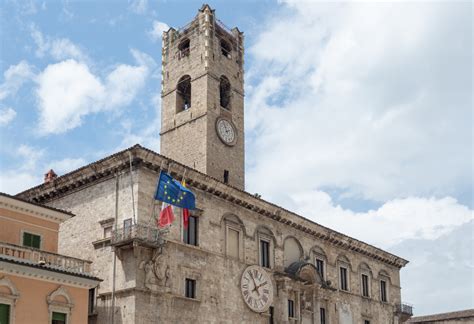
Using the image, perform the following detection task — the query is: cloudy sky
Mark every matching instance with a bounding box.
[0,0,472,316]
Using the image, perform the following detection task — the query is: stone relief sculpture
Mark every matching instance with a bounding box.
[140,252,171,292]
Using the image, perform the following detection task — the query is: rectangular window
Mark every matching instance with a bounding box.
[316,258,324,279]
[381,280,387,302]
[340,267,348,291]
[320,307,326,324]
[269,306,274,324]
[88,288,95,314]
[288,299,295,318]
[52,312,67,324]
[0,304,10,324]
[362,274,369,297]
[185,278,196,299]
[123,218,132,238]
[23,232,41,249]
[104,226,112,239]
[364,321,370,324]
[260,240,270,268]
[223,170,229,184]
[227,227,239,259]
[183,215,198,246]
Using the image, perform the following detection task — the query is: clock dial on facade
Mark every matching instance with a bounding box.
[240,265,274,313]
[216,118,237,146]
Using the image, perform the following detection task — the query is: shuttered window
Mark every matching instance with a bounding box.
[23,232,41,249]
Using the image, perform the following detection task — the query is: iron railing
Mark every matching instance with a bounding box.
[0,242,92,274]
[111,223,165,247]
[396,303,414,316]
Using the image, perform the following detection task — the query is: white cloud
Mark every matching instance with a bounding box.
[289,190,473,248]
[30,24,87,62]
[35,50,156,135]
[0,171,42,195]
[246,1,472,203]
[129,0,148,14]
[0,107,17,126]
[0,61,35,101]
[148,20,169,42]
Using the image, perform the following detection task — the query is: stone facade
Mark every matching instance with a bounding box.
[16,4,411,324]
[18,145,409,324]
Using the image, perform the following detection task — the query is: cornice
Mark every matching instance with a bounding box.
[0,193,73,223]
[16,144,409,269]
[0,259,100,288]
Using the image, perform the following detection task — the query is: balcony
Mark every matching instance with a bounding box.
[396,303,414,322]
[110,222,166,249]
[0,242,92,275]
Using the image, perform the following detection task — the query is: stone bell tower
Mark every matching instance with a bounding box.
[160,4,245,190]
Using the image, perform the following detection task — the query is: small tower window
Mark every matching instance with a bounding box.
[176,75,191,112]
[178,38,190,58]
[219,76,231,110]
[223,170,229,184]
[220,39,232,58]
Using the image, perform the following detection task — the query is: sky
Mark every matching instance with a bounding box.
[0,0,472,316]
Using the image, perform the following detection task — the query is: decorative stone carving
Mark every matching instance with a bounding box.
[140,251,171,292]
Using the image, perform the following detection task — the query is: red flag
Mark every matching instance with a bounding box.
[158,202,175,227]
[181,179,190,228]
[183,208,189,229]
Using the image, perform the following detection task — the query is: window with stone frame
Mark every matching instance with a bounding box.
[22,231,41,249]
[337,255,352,292]
[312,246,327,281]
[178,38,190,58]
[361,274,370,297]
[219,76,231,110]
[185,278,196,299]
[379,270,390,303]
[183,215,198,246]
[220,38,232,58]
[288,299,295,319]
[176,75,192,112]
[257,226,275,269]
[359,262,372,298]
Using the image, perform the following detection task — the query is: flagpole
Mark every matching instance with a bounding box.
[128,151,137,225]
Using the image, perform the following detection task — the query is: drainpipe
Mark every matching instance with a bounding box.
[111,173,119,324]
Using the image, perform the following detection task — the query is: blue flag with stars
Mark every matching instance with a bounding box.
[155,171,196,210]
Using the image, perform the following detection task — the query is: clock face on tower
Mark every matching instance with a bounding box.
[240,265,274,313]
[216,118,237,146]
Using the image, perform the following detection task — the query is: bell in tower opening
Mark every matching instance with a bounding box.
[160,4,245,190]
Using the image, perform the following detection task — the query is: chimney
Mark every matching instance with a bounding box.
[44,169,57,183]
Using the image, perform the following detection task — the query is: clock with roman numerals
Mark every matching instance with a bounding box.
[240,265,274,313]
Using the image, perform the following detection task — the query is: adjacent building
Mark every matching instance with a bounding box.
[407,309,474,324]
[17,5,412,324]
[0,193,100,324]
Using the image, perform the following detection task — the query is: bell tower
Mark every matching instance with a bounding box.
[160,4,245,190]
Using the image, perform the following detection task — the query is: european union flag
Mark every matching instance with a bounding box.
[155,171,196,209]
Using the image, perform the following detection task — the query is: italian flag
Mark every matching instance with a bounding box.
[158,202,175,227]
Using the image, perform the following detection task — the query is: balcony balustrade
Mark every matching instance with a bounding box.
[0,241,92,275]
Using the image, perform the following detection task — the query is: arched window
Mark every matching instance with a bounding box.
[220,39,232,58]
[311,246,327,281]
[176,75,191,112]
[47,286,74,324]
[283,237,303,268]
[178,38,190,58]
[358,262,372,298]
[0,276,19,324]
[219,76,231,109]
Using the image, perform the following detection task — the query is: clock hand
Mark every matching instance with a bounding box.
[249,273,260,296]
